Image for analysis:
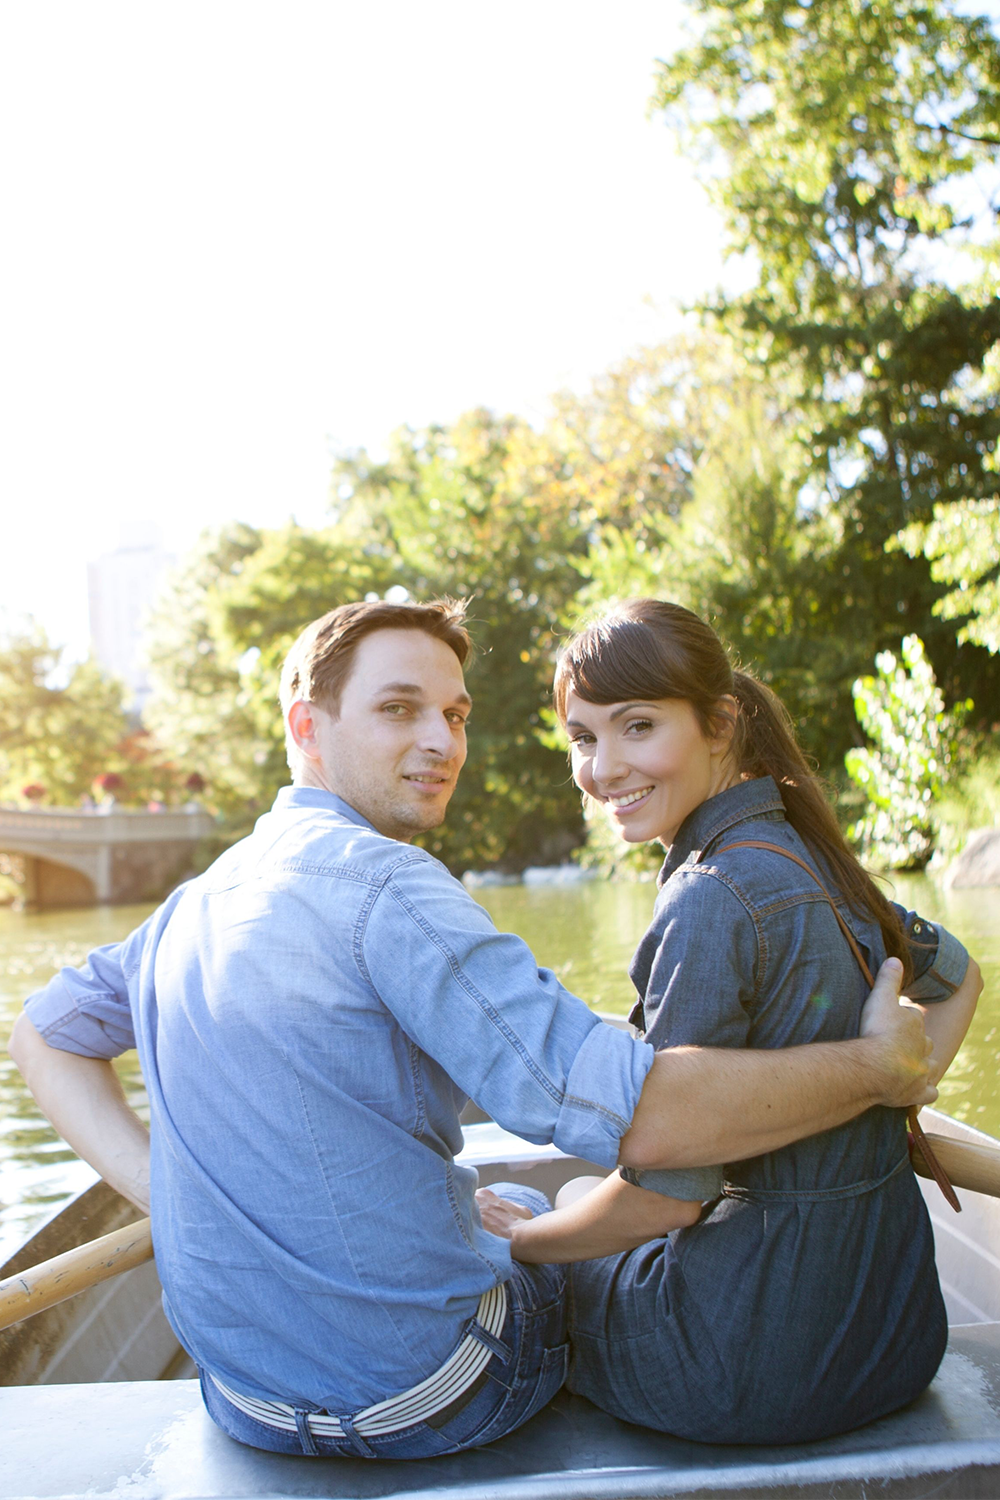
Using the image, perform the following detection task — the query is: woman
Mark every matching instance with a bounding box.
[482,599,979,1444]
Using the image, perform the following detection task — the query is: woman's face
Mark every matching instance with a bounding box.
[564,689,738,846]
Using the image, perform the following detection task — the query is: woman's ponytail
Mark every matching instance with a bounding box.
[730,672,913,983]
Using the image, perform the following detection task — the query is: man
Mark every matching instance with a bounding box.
[11,598,954,1460]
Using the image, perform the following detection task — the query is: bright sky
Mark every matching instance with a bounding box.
[2,2,729,656]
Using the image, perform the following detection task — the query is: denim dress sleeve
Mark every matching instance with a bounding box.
[893,905,969,1002]
[623,868,760,1203]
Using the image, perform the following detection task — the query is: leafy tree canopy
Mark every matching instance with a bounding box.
[654,0,1000,725]
[0,624,171,806]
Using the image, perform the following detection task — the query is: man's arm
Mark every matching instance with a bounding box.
[619,958,935,1171]
[12,954,931,1198]
[8,1014,151,1213]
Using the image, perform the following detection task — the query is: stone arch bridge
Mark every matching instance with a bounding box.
[0,806,215,910]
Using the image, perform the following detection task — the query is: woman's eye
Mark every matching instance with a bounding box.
[625,719,653,735]
[569,734,595,748]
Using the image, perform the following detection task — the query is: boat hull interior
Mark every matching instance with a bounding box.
[2,1108,999,1498]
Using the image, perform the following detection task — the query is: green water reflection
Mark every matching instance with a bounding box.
[0,874,997,1260]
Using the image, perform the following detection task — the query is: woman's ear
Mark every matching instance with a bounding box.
[710,695,739,758]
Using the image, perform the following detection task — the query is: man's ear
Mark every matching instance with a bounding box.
[287,699,323,763]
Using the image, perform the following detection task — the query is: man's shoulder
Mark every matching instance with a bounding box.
[202,802,441,894]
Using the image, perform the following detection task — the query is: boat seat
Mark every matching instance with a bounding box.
[4,1321,1000,1500]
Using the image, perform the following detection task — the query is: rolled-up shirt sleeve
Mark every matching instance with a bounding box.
[23,939,137,1058]
[895,907,969,1003]
[360,856,654,1168]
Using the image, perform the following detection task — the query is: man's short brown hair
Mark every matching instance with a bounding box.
[279,597,471,721]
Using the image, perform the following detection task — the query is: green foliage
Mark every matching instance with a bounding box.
[657,0,1000,295]
[0,624,174,806]
[845,634,971,868]
[894,245,1000,660]
[654,0,1000,725]
[572,797,664,882]
[143,523,293,850]
[930,733,1000,857]
[897,497,1000,655]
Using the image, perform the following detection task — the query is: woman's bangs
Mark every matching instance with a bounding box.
[566,618,683,706]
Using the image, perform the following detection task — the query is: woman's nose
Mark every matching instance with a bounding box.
[592,741,626,786]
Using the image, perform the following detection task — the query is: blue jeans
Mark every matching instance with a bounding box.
[199,1184,567,1458]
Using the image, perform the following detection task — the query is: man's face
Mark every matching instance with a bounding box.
[292,628,471,841]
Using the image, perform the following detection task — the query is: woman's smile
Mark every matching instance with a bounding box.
[605,785,655,813]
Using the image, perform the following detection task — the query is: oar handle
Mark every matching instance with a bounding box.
[912,1133,1000,1201]
[0,1217,153,1331]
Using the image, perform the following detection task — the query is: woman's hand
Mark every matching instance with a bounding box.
[475,1187,534,1239]
[917,957,982,1090]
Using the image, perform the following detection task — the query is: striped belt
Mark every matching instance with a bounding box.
[210,1282,507,1440]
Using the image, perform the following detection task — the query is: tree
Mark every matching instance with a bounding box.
[896,268,1000,656]
[142,522,284,841]
[845,634,970,867]
[654,0,1000,718]
[897,496,1000,654]
[0,624,142,804]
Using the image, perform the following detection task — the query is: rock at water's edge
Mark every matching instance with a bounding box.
[947,826,1000,889]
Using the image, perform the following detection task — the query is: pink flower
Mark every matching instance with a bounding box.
[93,772,125,794]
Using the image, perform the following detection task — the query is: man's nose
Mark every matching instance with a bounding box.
[418,713,459,758]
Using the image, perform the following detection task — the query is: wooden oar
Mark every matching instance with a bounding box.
[0,1217,153,1331]
[912,1132,1000,1201]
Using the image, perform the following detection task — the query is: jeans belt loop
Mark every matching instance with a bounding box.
[293,1408,319,1457]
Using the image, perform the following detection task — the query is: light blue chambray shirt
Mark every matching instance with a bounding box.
[24,787,653,1411]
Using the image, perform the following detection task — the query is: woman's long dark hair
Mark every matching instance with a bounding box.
[553,599,913,981]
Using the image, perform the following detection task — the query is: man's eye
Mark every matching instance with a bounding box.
[447,712,468,727]
[383,703,409,715]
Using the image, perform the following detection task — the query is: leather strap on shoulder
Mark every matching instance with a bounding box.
[714,839,961,1214]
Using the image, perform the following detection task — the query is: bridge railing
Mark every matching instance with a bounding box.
[0,807,215,845]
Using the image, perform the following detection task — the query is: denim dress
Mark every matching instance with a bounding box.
[567,776,964,1444]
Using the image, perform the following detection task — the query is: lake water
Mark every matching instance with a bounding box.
[1,875,997,1262]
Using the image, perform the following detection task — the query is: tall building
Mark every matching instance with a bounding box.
[87,525,175,710]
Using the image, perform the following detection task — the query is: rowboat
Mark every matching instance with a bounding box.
[2,1106,999,1499]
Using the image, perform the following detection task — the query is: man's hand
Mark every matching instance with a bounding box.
[475,1187,534,1239]
[858,958,937,1110]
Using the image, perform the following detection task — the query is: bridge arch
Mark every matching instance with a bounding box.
[0,807,214,911]
[5,848,98,908]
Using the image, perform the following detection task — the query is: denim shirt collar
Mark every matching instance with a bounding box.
[658,776,786,887]
[273,784,378,834]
